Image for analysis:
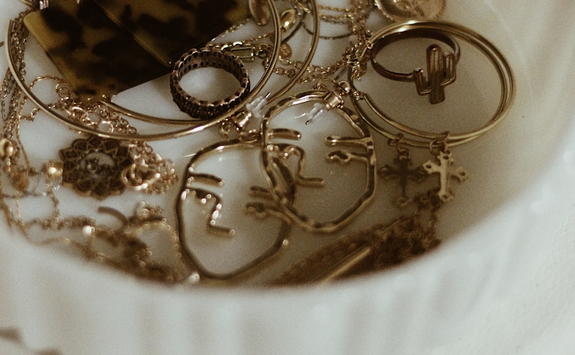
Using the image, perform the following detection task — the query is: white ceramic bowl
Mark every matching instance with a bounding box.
[2,0,575,354]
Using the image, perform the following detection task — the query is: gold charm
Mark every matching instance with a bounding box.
[59,135,133,199]
[423,149,468,202]
[378,142,427,206]
[374,0,446,22]
[414,44,457,104]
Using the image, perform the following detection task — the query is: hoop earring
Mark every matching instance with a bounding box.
[260,90,377,233]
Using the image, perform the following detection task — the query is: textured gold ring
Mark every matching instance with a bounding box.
[170,47,250,120]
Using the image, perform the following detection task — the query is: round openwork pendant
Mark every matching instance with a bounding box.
[59,135,133,199]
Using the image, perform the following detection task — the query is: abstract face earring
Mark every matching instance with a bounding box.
[259,88,377,233]
[176,135,292,282]
[270,21,516,284]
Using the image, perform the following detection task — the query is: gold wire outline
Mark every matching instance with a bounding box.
[176,138,292,281]
[261,90,377,233]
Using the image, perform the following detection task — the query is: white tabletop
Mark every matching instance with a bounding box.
[423,206,575,355]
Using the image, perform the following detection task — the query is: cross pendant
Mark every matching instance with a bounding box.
[379,149,426,205]
[423,150,467,202]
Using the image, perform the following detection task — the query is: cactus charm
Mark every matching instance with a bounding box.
[414,44,456,104]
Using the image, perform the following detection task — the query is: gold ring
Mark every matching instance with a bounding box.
[350,21,515,147]
[370,28,460,83]
[170,47,250,120]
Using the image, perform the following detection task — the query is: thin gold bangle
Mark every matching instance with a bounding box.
[349,20,515,148]
[101,0,320,127]
[5,0,314,141]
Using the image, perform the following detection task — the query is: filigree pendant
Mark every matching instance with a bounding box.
[59,135,133,199]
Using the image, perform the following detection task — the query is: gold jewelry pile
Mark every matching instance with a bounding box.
[0,0,514,286]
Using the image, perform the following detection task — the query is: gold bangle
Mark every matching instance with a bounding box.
[350,21,515,148]
[4,0,284,141]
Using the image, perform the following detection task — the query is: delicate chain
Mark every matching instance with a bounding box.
[0,11,186,283]
[271,0,373,84]
[273,190,442,285]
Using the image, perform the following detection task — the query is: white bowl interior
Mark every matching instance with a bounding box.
[1,0,575,354]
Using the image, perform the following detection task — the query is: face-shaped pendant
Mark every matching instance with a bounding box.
[260,91,377,233]
[177,138,291,281]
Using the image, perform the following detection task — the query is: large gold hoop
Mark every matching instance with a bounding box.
[5,0,320,141]
[349,21,515,148]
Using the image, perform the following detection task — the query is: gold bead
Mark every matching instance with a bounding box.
[13,171,29,190]
[280,9,297,31]
[0,138,15,159]
[44,161,64,178]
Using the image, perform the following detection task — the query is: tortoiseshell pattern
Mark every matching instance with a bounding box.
[24,0,170,102]
[94,0,249,66]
